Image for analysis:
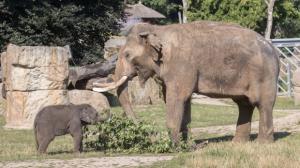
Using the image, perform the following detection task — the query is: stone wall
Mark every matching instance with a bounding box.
[2,44,70,129]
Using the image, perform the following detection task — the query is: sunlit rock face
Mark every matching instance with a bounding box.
[2,44,70,129]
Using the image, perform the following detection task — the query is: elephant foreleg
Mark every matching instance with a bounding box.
[181,98,191,141]
[70,122,83,153]
[73,133,83,153]
[232,98,254,142]
[166,83,192,144]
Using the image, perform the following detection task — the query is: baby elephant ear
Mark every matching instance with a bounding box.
[139,32,162,61]
[80,107,92,123]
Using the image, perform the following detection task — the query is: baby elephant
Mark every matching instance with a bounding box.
[34,104,109,154]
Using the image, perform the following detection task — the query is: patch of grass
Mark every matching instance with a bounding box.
[274,97,300,109]
[149,133,300,168]
[0,96,298,162]
[112,102,291,131]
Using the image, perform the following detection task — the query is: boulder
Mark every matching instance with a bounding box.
[2,44,70,129]
[68,90,110,112]
[128,77,162,105]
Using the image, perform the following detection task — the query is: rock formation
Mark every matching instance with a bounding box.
[2,44,70,129]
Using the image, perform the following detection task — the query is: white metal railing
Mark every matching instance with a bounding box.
[272,38,300,97]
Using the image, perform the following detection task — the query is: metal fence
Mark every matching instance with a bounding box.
[272,38,300,97]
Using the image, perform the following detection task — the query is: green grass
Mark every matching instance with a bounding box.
[112,97,294,131]
[149,133,300,168]
[0,97,298,162]
[274,96,300,109]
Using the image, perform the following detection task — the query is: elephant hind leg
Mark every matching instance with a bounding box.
[232,97,255,143]
[166,84,193,145]
[181,98,191,141]
[256,85,276,143]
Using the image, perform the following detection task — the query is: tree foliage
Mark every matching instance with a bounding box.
[273,0,300,38]
[188,0,266,32]
[187,0,300,38]
[0,0,124,65]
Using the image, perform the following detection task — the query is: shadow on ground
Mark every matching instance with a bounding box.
[47,150,74,155]
[194,131,291,144]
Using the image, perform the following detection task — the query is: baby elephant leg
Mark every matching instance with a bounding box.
[73,132,83,153]
[70,122,83,153]
[38,135,54,154]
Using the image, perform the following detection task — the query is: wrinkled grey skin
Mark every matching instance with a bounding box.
[111,21,280,144]
[34,104,108,154]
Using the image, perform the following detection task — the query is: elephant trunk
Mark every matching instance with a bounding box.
[116,79,137,121]
[92,46,137,122]
[97,109,111,122]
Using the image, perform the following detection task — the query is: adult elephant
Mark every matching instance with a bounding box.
[93,21,280,144]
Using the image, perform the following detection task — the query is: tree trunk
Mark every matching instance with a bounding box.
[68,54,118,87]
[178,11,183,24]
[264,0,275,40]
[182,0,189,23]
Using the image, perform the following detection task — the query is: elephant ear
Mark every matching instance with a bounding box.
[80,106,93,123]
[139,32,162,62]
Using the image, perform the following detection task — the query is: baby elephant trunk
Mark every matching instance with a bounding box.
[97,109,111,122]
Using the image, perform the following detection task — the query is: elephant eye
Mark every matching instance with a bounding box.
[125,52,130,59]
[134,66,139,71]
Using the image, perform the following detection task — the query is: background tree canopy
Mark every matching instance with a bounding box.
[131,0,300,38]
[187,0,300,38]
[0,0,124,65]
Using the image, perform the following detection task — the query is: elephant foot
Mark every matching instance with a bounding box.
[37,150,47,155]
[257,134,274,143]
[232,135,250,143]
[168,131,180,146]
[181,131,189,142]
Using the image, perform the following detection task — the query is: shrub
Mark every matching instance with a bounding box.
[83,114,192,153]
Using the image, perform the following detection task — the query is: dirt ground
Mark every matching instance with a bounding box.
[0,156,173,168]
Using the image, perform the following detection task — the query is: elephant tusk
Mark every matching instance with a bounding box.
[92,76,128,93]
[92,87,112,92]
[93,82,115,87]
